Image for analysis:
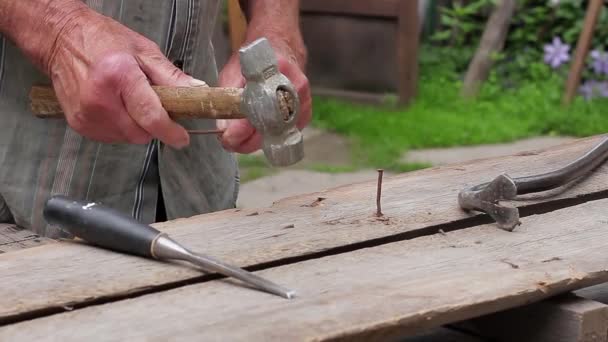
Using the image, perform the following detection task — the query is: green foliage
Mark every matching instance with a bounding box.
[418,44,476,75]
[237,155,276,183]
[306,164,359,173]
[432,0,496,46]
[431,0,608,54]
[312,49,608,170]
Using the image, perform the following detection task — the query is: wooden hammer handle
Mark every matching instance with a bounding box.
[29,85,247,120]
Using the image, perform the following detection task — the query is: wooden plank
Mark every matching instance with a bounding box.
[461,0,516,98]
[456,294,608,342]
[228,0,247,51]
[575,282,608,305]
[405,327,483,342]
[562,0,603,106]
[300,0,400,18]
[0,135,607,323]
[397,0,419,105]
[0,224,51,253]
[300,14,400,92]
[4,199,608,340]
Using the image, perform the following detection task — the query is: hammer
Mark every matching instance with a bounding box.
[28,38,304,167]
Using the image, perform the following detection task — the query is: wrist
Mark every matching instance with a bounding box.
[241,1,307,69]
[0,0,90,74]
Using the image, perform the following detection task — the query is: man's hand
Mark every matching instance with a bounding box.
[216,0,312,154]
[1,0,204,148]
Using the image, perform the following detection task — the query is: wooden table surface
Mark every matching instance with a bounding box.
[1,135,608,341]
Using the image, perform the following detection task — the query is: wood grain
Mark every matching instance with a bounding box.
[397,0,419,105]
[228,0,247,51]
[0,135,607,323]
[300,0,400,18]
[29,85,246,119]
[4,199,608,341]
[0,225,50,253]
[457,294,608,342]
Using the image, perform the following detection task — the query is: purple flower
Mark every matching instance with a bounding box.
[597,81,608,97]
[590,50,608,75]
[544,37,570,68]
[579,80,597,100]
[578,80,608,100]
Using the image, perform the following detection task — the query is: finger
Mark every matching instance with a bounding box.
[82,109,152,145]
[232,132,263,154]
[219,118,256,151]
[277,58,312,130]
[137,48,207,87]
[120,69,190,148]
[218,54,246,88]
[294,77,312,130]
[113,108,154,144]
[297,99,312,129]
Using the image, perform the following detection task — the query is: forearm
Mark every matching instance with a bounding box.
[0,0,89,73]
[238,0,305,67]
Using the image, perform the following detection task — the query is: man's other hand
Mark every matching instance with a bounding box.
[216,41,311,154]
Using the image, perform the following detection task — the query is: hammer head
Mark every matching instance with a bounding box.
[238,38,304,167]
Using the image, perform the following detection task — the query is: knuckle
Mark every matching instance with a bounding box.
[298,77,310,93]
[136,40,162,54]
[92,53,139,86]
[121,73,148,98]
[79,90,104,113]
[66,111,88,132]
[133,105,162,129]
[168,66,184,81]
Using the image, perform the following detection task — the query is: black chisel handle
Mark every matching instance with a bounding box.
[43,195,162,258]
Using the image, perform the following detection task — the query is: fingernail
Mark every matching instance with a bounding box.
[218,130,236,151]
[216,119,229,130]
[189,78,208,87]
[174,133,190,149]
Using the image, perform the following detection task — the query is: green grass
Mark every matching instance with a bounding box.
[305,163,359,173]
[312,65,608,170]
[237,154,269,168]
[237,155,276,183]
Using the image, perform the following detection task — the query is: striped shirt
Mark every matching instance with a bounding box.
[0,0,239,238]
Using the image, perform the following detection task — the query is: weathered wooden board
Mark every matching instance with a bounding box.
[457,294,608,342]
[0,224,50,253]
[0,135,607,323]
[3,199,608,341]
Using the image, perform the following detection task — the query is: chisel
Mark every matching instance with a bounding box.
[43,195,295,299]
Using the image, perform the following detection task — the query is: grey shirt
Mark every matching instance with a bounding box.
[0,0,239,238]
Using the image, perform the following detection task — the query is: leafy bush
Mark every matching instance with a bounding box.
[430,0,608,99]
[432,0,608,50]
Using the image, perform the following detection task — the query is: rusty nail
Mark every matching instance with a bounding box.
[376,169,384,217]
[188,129,225,135]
